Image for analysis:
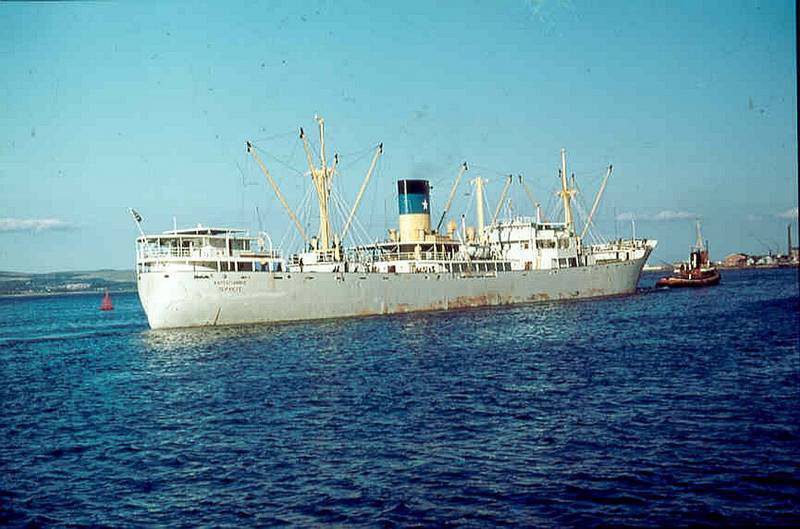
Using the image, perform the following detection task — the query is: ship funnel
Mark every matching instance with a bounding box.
[397,179,431,242]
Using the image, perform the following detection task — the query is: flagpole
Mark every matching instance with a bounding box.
[128,208,146,238]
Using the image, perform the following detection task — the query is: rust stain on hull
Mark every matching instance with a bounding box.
[448,294,494,309]
[527,293,551,302]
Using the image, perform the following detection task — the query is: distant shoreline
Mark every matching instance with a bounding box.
[644,263,799,273]
[0,269,136,298]
[716,263,799,270]
[0,288,137,300]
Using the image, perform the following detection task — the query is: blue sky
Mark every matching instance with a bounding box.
[0,0,796,271]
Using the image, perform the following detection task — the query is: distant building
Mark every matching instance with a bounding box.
[723,253,748,267]
[754,254,775,266]
[64,282,91,291]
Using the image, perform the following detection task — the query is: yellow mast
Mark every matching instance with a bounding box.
[300,116,337,251]
[559,148,575,234]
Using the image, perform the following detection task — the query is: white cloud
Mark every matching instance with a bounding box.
[746,214,762,222]
[615,212,635,221]
[0,218,76,233]
[615,210,696,222]
[776,207,798,219]
[650,210,696,221]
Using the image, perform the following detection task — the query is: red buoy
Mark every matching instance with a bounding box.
[100,290,114,311]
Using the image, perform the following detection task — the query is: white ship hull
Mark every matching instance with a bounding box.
[137,252,651,329]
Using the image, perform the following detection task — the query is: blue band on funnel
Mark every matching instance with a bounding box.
[399,193,430,215]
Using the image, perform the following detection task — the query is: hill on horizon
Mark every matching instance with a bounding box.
[0,269,136,296]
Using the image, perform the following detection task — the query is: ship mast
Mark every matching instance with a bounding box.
[472,176,486,235]
[695,219,704,249]
[559,148,575,235]
[558,148,575,234]
[300,115,338,251]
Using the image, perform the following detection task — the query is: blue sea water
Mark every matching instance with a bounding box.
[1,268,798,528]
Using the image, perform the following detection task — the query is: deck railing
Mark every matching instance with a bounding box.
[137,245,281,261]
[345,250,461,263]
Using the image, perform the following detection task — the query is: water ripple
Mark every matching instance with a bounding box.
[0,269,798,527]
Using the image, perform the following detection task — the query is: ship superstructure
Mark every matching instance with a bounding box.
[133,117,655,329]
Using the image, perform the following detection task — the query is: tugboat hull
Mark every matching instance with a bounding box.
[656,270,720,288]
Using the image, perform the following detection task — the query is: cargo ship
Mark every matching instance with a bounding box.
[132,117,656,329]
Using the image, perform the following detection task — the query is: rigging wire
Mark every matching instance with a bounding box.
[574,174,611,245]
[327,188,346,237]
[331,142,385,245]
[469,163,511,178]
[277,185,313,252]
[349,192,374,246]
[366,158,381,238]
[329,187,360,247]
[249,130,297,143]
[249,141,304,177]
[457,183,476,227]
[545,187,560,223]
[337,145,377,170]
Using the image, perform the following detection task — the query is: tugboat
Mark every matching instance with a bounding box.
[657,220,720,288]
[100,289,114,311]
